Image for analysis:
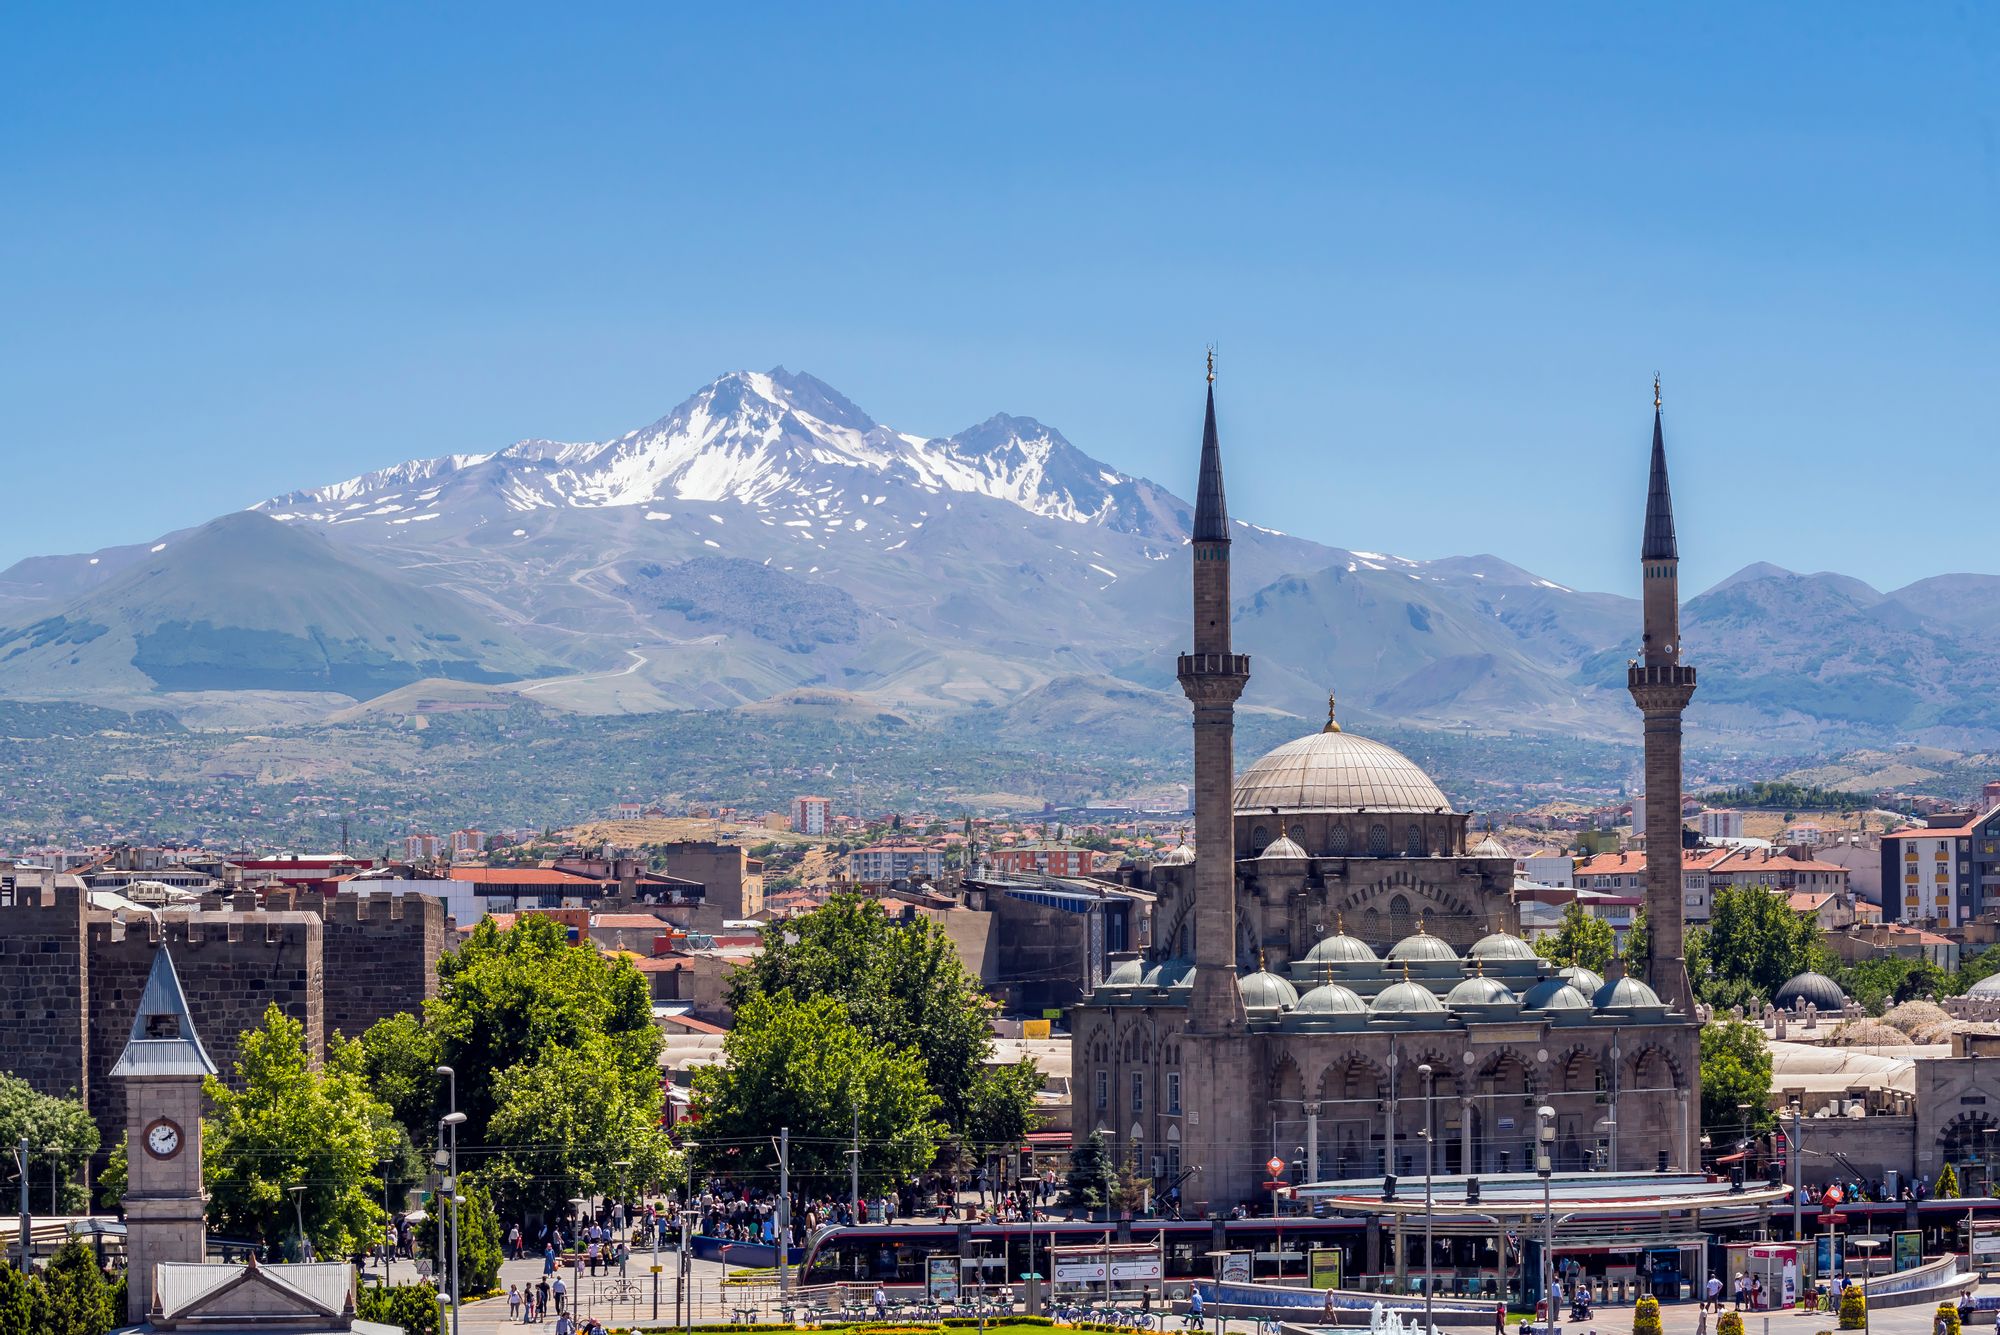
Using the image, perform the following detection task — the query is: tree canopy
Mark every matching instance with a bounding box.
[728,895,1038,1154]
[203,1005,407,1259]
[0,1073,97,1213]
[1687,885,1823,1006]
[1537,901,1616,975]
[358,913,676,1220]
[691,992,943,1194]
[1700,1018,1774,1139]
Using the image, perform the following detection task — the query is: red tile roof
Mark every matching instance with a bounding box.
[448,867,605,885]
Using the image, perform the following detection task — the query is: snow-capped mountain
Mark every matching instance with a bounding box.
[256,367,1189,544]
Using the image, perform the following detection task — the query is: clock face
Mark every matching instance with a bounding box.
[144,1118,183,1159]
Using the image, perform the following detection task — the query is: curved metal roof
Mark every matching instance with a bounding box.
[1233,729,1452,815]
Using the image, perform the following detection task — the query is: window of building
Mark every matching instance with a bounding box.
[1131,1073,1144,1115]
[1328,825,1350,855]
[1095,1071,1108,1111]
[1167,1071,1182,1115]
[1406,825,1426,856]
[1369,824,1390,856]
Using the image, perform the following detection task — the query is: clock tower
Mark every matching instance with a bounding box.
[113,947,217,1325]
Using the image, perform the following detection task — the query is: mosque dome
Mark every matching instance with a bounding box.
[1970,973,2000,1000]
[1304,932,1380,965]
[1160,844,1195,865]
[1239,969,1300,1010]
[1371,979,1445,1015]
[1142,959,1196,989]
[1447,975,1518,1007]
[1594,976,1664,1010]
[1471,835,1512,859]
[1388,930,1460,965]
[1469,932,1539,962]
[1105,958,1144,986]
[1294,982,1368,1015]
[1559,965,1607,997]
[1524,977,1592,1011]
[1773,971,1847,1012]
[1258,835,1309,862]
[1233,696,1452,815]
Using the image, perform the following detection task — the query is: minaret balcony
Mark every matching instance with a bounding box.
[1178,652,1250,678]
[1628,662,1696,711]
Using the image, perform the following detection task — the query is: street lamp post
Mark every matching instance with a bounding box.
[1537,1105,1557,1335]
[288,1184,308,1261]
[437,1065,462,1335]
[1853,1238,1882,1335]
[1420,1064,1436,1335]
[378,1153,396,1284]
[679,1142,698,1332]
[44,1145,61,1217]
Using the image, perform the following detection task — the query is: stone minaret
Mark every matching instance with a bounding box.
[114,947,218,1325]
[1177,354,1249,1032]
[1628,378,1697,1013]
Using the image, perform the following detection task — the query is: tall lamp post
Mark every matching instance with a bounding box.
[1419,1064,1436,1335]
[43,1145,62,1217]
[288,1184,308,1261]
[679,1142,699,1332]
[1537,1105,1556,1334]
[1852,1237,1882,1335]
[436,1064,462,1335]
[378,1153,397,1284]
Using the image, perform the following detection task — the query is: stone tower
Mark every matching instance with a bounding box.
[1177,357,1250,1032]
[114,947,217,1325]
[1628,379,1697,1013]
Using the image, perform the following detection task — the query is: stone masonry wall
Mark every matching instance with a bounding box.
[0,885,90,1103]
[85,909,323,1139]
[306,890,445,1040]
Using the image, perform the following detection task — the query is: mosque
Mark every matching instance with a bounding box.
[1071,368,1703,1211]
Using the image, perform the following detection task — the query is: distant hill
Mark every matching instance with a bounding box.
[0,512,560,701]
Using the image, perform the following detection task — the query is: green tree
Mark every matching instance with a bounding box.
[1064,1130,1114,1218]
[416,1180,504,1297]
[0,1262,51,1335]
[1845,957,1951,1013]
[480,1037,680,1221]
[42,1240,117,1335]
[0,1073,98,1213]
[1633,1296,1663,1335]
[204,1006,403,1259]
[728,895,1037,1150]
[1937,1163,1961,1199]
[1838,1285,1866,1330]
[1537,901,1616,975]
[691,993,942,1194]
[358,1284,443,1335]
[1700,1019,1773,1138]
[1959,945,2000,995]
[1687,885,1822,1005]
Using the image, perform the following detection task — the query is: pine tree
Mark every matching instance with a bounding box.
[1938,1162,1962,1199]
[1065,1130,1114,1218]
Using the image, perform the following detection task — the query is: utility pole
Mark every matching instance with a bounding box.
[849,1103,862,1221]
[777,1127,791,1302]
[1791,1102,1803,1244]
[16,1138,29,1271]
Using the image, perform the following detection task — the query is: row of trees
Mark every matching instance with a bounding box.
[693,895,1040,1193]
[0,1242,121,1335]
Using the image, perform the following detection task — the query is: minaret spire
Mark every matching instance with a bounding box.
[1193,352,1229,544]
[1642,376,1677,565]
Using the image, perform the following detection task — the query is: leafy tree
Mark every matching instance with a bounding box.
[1633,1296,1663,1335]
[1937,1163,1961,1199]
[0,1262,51,1335]
[358,1284,443,1335]
[0,1073,98,1213]
[204,1005,403,1259]
[729,895,1037,1151]
[1838,1285,1866,1330]
[1687,886,1821,1005]
[1700,1019,1773,1138]
[1959,945,2000,994]
[1844,957,1952,1013]
[416,1180,504,1297]
[1064,1130,1114,1218]
[1110,1147,1152,1215]
[691,993,942,1194]
[1537,901,1616,975]
[41,1240,117,1335]
[481,1037,680,1221]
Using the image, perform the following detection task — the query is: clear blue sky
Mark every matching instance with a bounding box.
[2,4,1994,594]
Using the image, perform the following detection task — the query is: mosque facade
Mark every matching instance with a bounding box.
[1070,370,1702,1212]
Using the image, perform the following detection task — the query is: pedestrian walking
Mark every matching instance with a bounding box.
[553,1273,568,1315]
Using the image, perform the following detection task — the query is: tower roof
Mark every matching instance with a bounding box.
[1642,381,1677,561]
[109,946,218,1079]
[1193,382,1229,543]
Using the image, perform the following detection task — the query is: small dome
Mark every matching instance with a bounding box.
[1560,965,1607,997]
[1447,975,1518,1007]
[1970,973,2000,1000]
[1471,836,1512,859]
[1294,982,1368,1015]
[1774,971,1847,1012]
[1304,933,1380,965]
[1371,980,1445,1015]
[1160,844,1195,865]
[1469,932,1539,962]
[1105,958,1144,986]
[1142,959,1196,989]
[1239,969,1300,1010]
[1388,931,1460,964]
[1524,978,1592,1010]
[1595,976,1664,1010]
[1258,835,1309,862]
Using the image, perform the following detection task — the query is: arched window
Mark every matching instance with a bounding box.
[1252,825,1269,850]
[1368,823,1390,856]
[1389,893,1412,917]
[1289,825,1306,843]
[1328,824,1351,855]
[1407,824,1426,856]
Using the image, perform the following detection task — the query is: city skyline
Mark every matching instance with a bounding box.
[3,5,1995,593]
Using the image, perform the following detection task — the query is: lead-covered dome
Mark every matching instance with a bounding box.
[1388,931,1460,965]
[1524,977,1591,1010]
[1774,971,1846,1012]
[1304,932,1379,965]
[1371,979,1445,1015]
[1240,969,1300,1010]
[1595,976,1664,1010]
[1233,715,1452,815]
[1970,973,2000,1000]
[1469,932,1539,962]
[1447,975,1518,1007]
[1295,982,1367,1015]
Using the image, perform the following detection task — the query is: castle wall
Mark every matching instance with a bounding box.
[303,890,445,1040]
[85,909,324,1136]
[0,885,90,1103]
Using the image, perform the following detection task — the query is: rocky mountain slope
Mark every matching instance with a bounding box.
[1,368,1993,751]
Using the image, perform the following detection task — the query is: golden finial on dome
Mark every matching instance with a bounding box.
[1416,912,1427,935]
[1401,961,1412,982]
[1336,911,1345,935]
[1475,954,1486,977]
[1257,947,1267,972]
[1653,373,1662,411]
[1323,690,1341,734]
[1206,346,1216,385]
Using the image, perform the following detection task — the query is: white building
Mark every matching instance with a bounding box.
[791,795,832,836]
[1700,810,1745,840]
